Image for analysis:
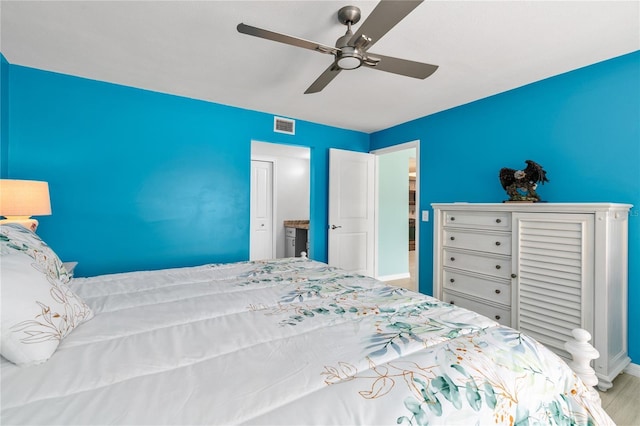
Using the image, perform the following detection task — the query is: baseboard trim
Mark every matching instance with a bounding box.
[623,362,640,378]
[378,272,411,282]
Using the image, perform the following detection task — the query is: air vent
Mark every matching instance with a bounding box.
[274,116,295,135]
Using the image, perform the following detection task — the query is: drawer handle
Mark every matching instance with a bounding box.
[496,218,502,224]
[450,236,455,241]
[450,217,456,221]
[495,265,501,270]
[511,273,517,279]
[495,241,501,246]
[495,289,501,294]
[450,278,455,283]
[495,315,501,320]
[450,257,456,261]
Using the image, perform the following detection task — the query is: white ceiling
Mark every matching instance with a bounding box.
[1,1,638,133]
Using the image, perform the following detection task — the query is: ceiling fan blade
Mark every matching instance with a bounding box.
[304,63,342,94]
[363,53,438,79]
[349,0,423,49]
[237,23,338,55]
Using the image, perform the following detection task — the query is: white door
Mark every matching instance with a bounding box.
[328,148,375,276]
[250,160,274,260]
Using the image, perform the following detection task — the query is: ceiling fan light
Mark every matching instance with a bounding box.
[337,56,362,70]
[336,46,362,70]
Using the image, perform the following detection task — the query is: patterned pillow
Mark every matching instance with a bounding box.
[0,225,93,365]
[0,223,72,284]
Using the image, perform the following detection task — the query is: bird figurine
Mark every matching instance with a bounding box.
[499,160,549,202]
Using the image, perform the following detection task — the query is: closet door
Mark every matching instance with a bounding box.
[512,213,595,359]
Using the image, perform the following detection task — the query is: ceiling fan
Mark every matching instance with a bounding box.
[237,0,438,94]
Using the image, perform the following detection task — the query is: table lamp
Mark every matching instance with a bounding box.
[0,179,52,232]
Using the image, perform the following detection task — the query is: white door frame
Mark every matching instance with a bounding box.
[251,141,311,259]
[371,140,420,291]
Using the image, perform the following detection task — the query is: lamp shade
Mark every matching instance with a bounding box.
[0,179,52,218]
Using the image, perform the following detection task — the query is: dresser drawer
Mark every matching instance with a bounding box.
[443,248,511,279]
[443,229,511,255]
[443,291,511,326]
[442,270,511,305]
[444,210,510,230]
[285,227,296,237]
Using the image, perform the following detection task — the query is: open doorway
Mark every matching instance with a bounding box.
[250,141,310,260]
[373,141,419,292]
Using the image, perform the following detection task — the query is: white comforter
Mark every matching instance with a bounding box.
[1,258,613,425]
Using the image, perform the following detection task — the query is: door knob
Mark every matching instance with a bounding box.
[330,224,342,230]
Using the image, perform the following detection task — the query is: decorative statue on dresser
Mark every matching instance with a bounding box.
[499,160,549,202]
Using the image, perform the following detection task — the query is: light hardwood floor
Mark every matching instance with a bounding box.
[598,372,640,425]
[387,250,417,291]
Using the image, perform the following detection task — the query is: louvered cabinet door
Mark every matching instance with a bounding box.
[511,213,595,359]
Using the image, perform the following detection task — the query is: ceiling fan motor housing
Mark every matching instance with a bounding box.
[335,6,368,70]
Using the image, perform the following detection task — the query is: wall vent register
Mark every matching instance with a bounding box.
[274,116,295,135]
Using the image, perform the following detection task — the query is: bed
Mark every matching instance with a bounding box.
[1,223,613,425]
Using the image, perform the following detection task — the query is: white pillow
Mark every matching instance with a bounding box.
[0,223,72,284]
[0,227,93,365]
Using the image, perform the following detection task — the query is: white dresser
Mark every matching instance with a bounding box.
[432,203,632,390]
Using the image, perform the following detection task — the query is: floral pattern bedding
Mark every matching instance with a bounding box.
[1,258,613,425]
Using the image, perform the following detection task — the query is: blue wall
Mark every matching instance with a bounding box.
[371,51,640,363]
[0,54,8,177]
[6,65,368,276]
[3,51,638,363]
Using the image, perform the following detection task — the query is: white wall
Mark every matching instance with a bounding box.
[377,148,414,278]
[252,142,310,258]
